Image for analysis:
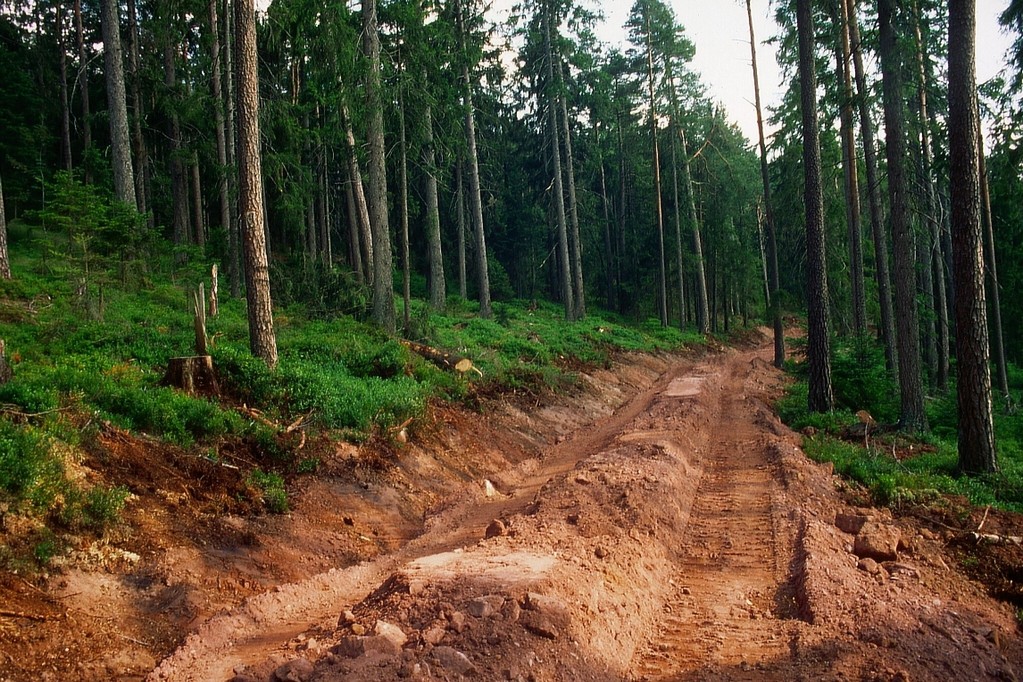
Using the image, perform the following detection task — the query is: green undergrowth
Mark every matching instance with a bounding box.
[0,204,708,549]
[779,334,1023,513]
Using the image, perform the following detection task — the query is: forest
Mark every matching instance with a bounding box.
[1,0,1023,496]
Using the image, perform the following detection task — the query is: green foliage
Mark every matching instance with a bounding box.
[0,419,61,508]
[248,468,288,513]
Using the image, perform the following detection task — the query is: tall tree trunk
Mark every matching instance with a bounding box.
[344,167,364,282]
[913,0,949,390]
[397,83,411,330]
[192,153,205,247]
[126,0,148,221]
[833,0,867,336]
[99,0,137,208]
[363,0,395,333]
[423,103,445,309]
[670,125,686,329]
[164,42,189,252]
[978,127,1010,406]
[456,161,467,300]
[847,0,897,371]
[57,3,73,172]
[949,0,996,473]
[318,142,330,265]
[797,0,834,413]
[342,102,374,286]
[456,0,490,318]
[224,0,240,297]
[0,171,9,279]
[210,0,232,268]
[678,125,709,334]
[596,126,616,312]
[558,62,585,320]
[235,0,277,368]
[643,13,668,327]
[747,0,784,366]
[542,6,573,320]
[74,0,92,182]
[879,0,927,431]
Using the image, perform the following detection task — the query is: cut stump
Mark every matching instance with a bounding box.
[164,355,219,396]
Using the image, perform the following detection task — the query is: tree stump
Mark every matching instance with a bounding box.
[163,356,219,395]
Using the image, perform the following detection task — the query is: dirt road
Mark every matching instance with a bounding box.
[147,335,1023,682]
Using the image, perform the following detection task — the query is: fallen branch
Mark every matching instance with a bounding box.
[0,610,48,622]
[970,532,1023,546]
[401,340,481,376]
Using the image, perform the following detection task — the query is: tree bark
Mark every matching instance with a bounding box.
[913,0,949,390]
[99,0,137,208]
[191,153,205,247]
[949,0,996,473]
[978,127,1010,406]
[363,0,396,333]
[456,0,490,318]
[342,102,374,286]
[643,13,668,328]
[423,103,446,309]
[558,62,585,320]
[74,0,92,182]
[126,0,148,221]
[0,171,9,279]
[797,0,834,413]
[210,0,232,265]
[56,3,73,172]
[343,166,363,282]
[879,0,927,430]
[670,125,686,329]
[397,83,411,330]
[834,0,867,337]
[747,0,784,366]
[847,0,897,372]
[235,0,278,368]
[456,161,467,300]
[679,124,709,334]
[224,0,240,298]
[164,42,190,252]
[543,6,574,320]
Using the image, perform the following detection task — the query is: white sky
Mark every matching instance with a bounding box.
[491,0,1015,144]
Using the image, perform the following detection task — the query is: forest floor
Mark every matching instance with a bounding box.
[2,330,1023,681]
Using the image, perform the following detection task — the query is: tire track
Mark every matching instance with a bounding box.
[631,354,797,680]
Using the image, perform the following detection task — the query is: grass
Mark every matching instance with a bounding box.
[779,335,1023,513]
[0,183,714,544]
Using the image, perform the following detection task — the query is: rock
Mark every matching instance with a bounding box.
[272,657,314,682]
[341,610,357,624]
[432,646,476,676]
[854,521,901,562]
[835,513,870,535]
[448,610,467,633]
[376,620,409,649]
[351,623,367,636]
[423,625,447,645]
[229,676,260,682]
[524,592,567,616]
[484,479,498,497]
[521,612,559,640]
[857,558,882,575]
[594,546,608,559]
[333,623,407,660]
[486,519,508,538]
[501,598,521,623]
[468,597,505,617]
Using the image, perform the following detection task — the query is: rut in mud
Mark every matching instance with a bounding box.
[630,361,797,679]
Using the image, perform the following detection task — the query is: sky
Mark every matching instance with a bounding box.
[491,0,1016,144]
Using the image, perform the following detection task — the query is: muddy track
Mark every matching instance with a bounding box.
[151,338,1023,682]
[630,359,797,680]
